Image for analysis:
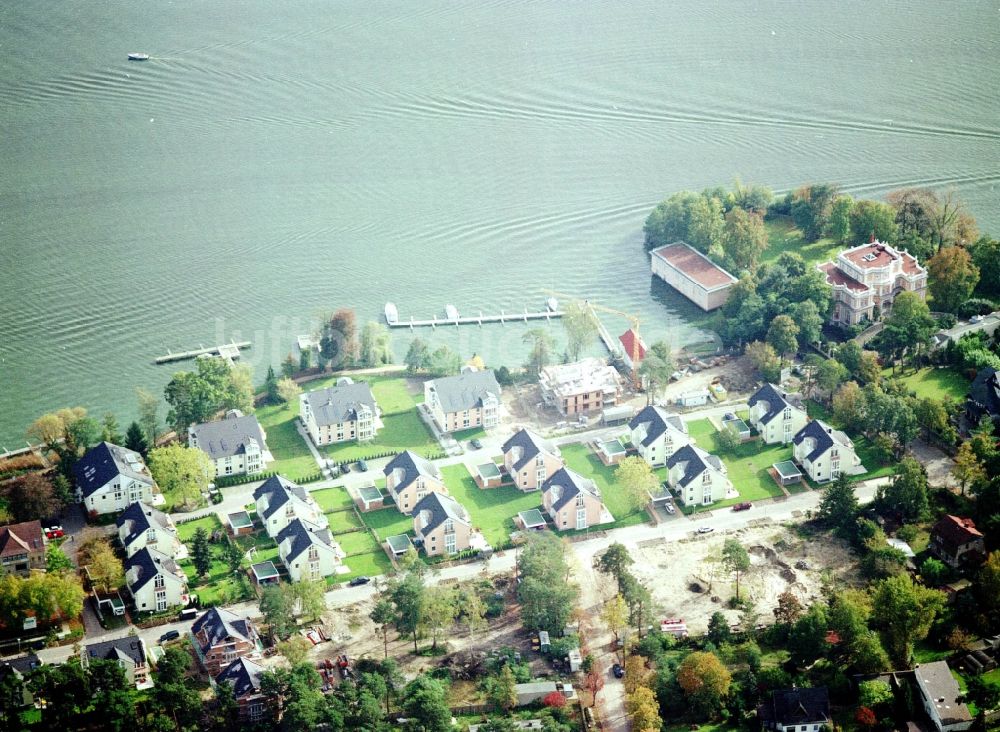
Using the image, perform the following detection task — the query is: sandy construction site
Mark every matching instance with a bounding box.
[627,519,860,635]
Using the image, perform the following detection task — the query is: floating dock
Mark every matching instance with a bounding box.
[154,341,252,364]
[387,308,563,329]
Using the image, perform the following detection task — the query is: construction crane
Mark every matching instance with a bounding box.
[542,290,644,388]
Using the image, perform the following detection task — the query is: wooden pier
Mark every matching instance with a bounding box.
[154,341,252,365]
[387,309,563,329]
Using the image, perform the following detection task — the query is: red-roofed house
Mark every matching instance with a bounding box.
[618,329,647,371]
[650,242,738,311]
[930,515,985,568]
[0,521,46,577]
[817,240,927,326]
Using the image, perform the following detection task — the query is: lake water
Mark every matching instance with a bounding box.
[2,0,998,445]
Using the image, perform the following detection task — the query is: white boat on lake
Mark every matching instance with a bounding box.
[445,304,459,321]
[546,296,559,312]
[384,302,398,325]
[127,53,150,61]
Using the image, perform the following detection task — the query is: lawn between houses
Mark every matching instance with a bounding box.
[882,366,970,402]
[176,515,252,607]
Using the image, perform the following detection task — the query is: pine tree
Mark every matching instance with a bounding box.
[264,365,280,404]
[191,528,212,578]
[124,421,148,456]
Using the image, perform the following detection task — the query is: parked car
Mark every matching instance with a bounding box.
[663,503,676,515]
[348,576,371,587]
[612,663,624,678]
[697,526,715,534]
[732,502,753,512]
[469,438,483,450]
[356,459,369,472]
[159,629,180,644]
[44,525,64,539]
[724,412,736,421]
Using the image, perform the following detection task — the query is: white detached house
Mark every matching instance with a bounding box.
[664,444,732,506]
[188,410,272,478]
[253,475,327,540]
[74,442,156,516]
[792,420,863,483]
[116,502,184,559]
[628,406,690,467]
[275,519,344,582]
[748,383,808,445]
[124,547,189,612]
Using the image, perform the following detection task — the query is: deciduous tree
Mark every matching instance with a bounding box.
[927,246,979,313]
[832,381,866,426]
[773,590,804,625]
[561,300,598,361]
[5,473,61,522]
[871,574,946,665]
[359,321,393,367]
[615,456,658,514]
[766,315,799,364]
[420,585,458,650]
[148,444,214,510]
[80,537,124,591]
[523,328,555,375]
[849,200,899,244]
[676,651,731,719]
[404,338,432,373]
[876,457,929,523]
[276,377,301,406]
[136,388,159,446]
[601,594,629,647]
[745,340,781,383]
[721,207,768,273]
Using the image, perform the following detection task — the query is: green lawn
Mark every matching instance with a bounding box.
[452,426,488,442]
[762,215,841,267]
[177,515,222,543]
[335,530,381,556]
[256,402,320,480]
[363,506,414,540]
[321,410,439,463]
[234,531,281,564]
[311,486,353,512]
[883,366,970,402]
[441,464,542,546]
[337,550,393,582]
[326,509,364,533]
[685,419,789,506]
[559,443,650,530]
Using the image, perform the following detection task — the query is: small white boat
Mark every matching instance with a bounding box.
[445,304,459,321]
[127,53,150,61]
[384,302,398,325]
[546,296,559,312]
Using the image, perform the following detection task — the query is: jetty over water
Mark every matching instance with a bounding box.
[154,341,251,365]
[386,308,563,329]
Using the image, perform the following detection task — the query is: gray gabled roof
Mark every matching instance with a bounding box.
[189,412,267,460]
[412,492,470,535]
[542,467,601,513]
[502,428,560,471]
[665,444,722,488]
[85,637,146,668]
[74,442,154,498]
[216,657,265,699]
[763,687,830,727]
[428,370,501,413]
[252,475,312,521]
[192,607,255,653]
[116,502,173,548]
[384,450,442,490]
[793,419,852,463]
[302,382,377,426]
[628,405,686,447]
[749,383,804,426]
[276,518,338,563]
[125,546,185,594]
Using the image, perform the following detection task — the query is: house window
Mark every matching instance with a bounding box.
[576,508,586,530]
[155,574,165,589]
[445,533,456,554]
[443,519,455,534]
[156,590,167,611]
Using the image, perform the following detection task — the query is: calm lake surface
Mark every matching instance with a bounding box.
[2,0,999,445]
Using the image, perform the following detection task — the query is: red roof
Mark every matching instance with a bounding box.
[818,262,868,292]
[651,243,737,289]
[0,520,44,559]
[619,329,647,363]
[932,515,983,548]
